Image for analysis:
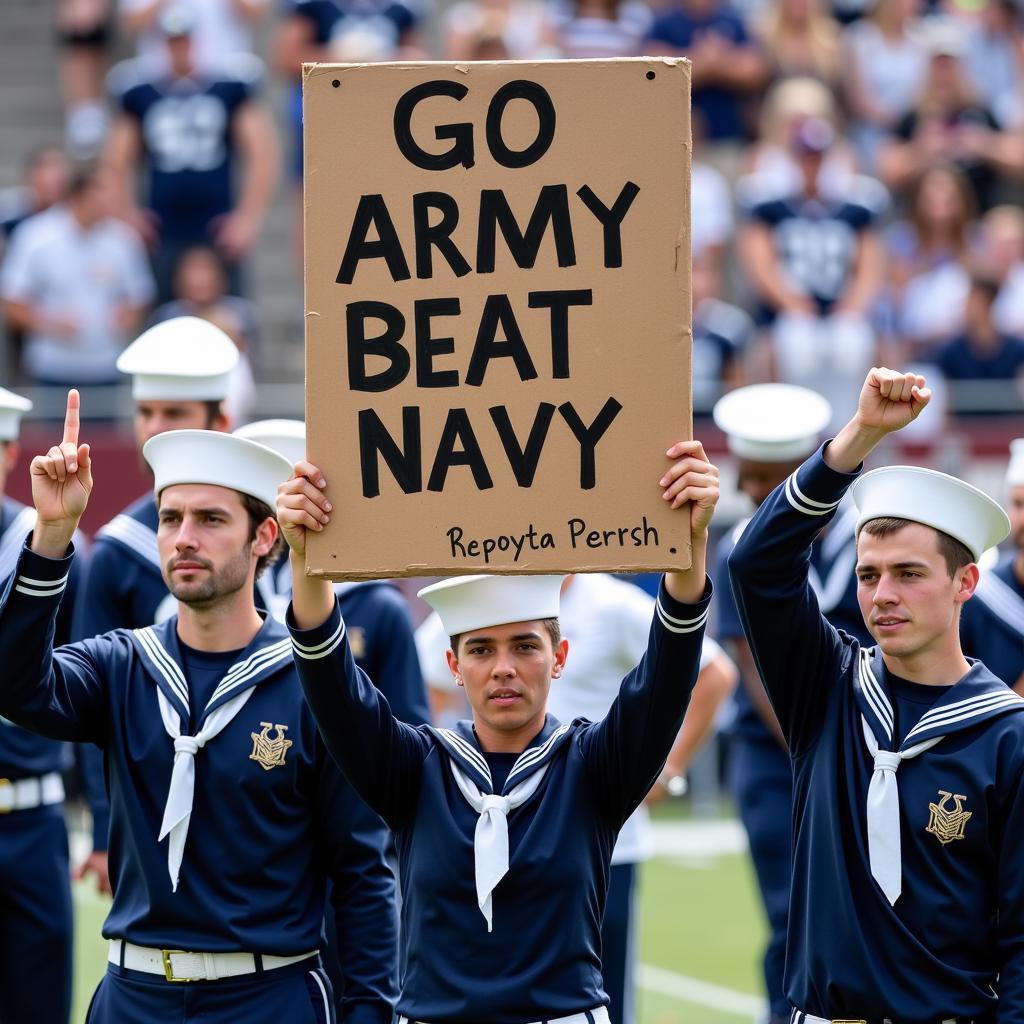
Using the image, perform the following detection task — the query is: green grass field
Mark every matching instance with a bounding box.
[70,817,768,1024]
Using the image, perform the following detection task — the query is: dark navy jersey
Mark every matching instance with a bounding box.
[740,173,886,316]
[108,56,261,242]
[283,0,421,45]
[716,500,871,741]
[288,578,711,1023]
[0,541,397,1024]
[961,553,1024,690]
[261,560,430,727]
[729,446,1024,1023]
[692,298,752,417]
[74,493,169,640]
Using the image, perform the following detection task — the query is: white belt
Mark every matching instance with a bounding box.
[793,1010,966,1024]
[0,772,64,813]
[108,940,318,983]
[399,1007,611,1024]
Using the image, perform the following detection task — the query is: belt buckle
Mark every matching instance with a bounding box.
[0,778,12,814]
[162,949,199,983]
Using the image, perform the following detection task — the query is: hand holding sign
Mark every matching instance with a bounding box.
[660,439,718,605]
[30,389,93,558]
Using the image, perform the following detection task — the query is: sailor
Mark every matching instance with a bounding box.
[413,573,737,1024]
[711,383,871,1024]
[959,437,1024,692]
[0,392,397,1022]
[277,439,717,1024]
[0,386,92,1024]
[73,315,238,640]
[729,367,1024,1021]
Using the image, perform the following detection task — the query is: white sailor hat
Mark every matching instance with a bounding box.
[143,429,293,510]
[233,419,305,468]
[1007,438,1024,489]
[117,317,239,402]
[851,465,1009,562]
[0,387,32,442]
[713,384,832,462]
[418,575,563,638]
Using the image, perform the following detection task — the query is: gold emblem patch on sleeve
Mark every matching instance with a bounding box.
[926,790,972,845]
[249,723,293,770]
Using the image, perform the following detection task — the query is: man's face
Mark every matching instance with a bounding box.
[736,457,800,508]
[855,522,974,662]
[1008,485,1024,551]
[158,484,267,609]
[447,621,568,745]
[134,400,227,451]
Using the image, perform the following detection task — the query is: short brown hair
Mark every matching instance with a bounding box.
[859,516,973,577]
[240,493,284,579]
[451,617,561,654]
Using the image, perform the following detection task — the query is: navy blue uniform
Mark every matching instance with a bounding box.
[740,175,886,321]
[0,540,397,1024]
[0,497,88,1024]
[715,501,870,1021]
[960,553,1024,690]
[288,578,711,1022]
[729,446,1024,1023]
[109,56,260,246]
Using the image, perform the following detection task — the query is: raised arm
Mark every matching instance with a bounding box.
[728,368,932,750]
[279,462,429,829]
[581,441,717,822]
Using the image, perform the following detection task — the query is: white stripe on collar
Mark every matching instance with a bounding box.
[906,689,1024,742]
[506,724,571,786]
[0,506,39,584]
[136,626,189,708]
[973,569,1024,638]
[211,638,292,702]
[858,649,893,742]
[99,514,161,570]
[439,728,492,783]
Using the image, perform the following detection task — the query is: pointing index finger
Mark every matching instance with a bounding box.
[63,389,80,447]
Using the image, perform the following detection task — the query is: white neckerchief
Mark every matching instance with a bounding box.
[859,716,943,904]
[448,760,550,932]
[156,687,256,891]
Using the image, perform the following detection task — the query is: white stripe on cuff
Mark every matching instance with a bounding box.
[784,475,843,517]
[291,616,346,660]
[656,599,709,634]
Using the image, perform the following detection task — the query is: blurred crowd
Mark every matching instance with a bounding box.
[1,0,1023,430]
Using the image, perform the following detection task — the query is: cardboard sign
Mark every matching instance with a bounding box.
[303,58,692,580]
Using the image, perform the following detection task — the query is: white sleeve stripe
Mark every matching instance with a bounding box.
[17,573,70,587]
[14,583,66,598]
[656,602,708,634]
[784,477,840,517]
[656,599,709,627]
[291,614,345,655]
[788,473,843,510]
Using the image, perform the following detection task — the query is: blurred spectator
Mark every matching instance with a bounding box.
[983,205,1024,336]
[0,147,72,242]
[119,0,270,71]
[754,0,842,87]
[692,154,735,267]
[274,0,425,264]
[878,17,1024,211]
[57,0,114,158]
[150,245,258,421]
[883,163,974,358]
[444,0,559,58]
[0,163,154,387]
[934,271,1024,415]
[692,251,753,417]
[647,0,771,173]
[105,6,280,301]
[738,116,887,426]
[551,0,653,57]
[745,77,857,197]
[961,0,1024,130]
[841,0,927,173]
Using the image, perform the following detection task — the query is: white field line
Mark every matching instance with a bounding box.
[650,818,748,858]
[639,963,764,1019]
